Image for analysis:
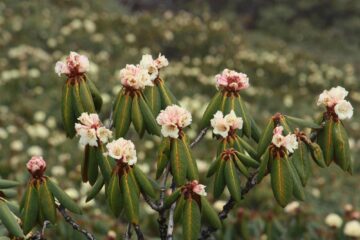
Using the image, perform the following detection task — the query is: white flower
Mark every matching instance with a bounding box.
[272,134,284,148]
[78,112,100,127]
[210,111,243,138]
[344,220,360,237]
[139,54,158,81]
[154,53,169,69]
[211,111,230,138]
[106,138,137,165]
[156,105,192,138]
[284,201,300,214]
[334,100,353,120]
[215,69,249,91]
[96,127,112,143]
[55,51,90,76]
[79,128,98,147]
[283,134,298,153]
[317,86,349,107]
[119,64,153,90]
[191,180,207,196]
[325,213,343,228]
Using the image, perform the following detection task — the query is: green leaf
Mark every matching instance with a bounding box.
[128,168,141,196]
[157,78,178,107]
[235,151,259,169]
[86,77,103,112]
[316,119,335,166]
[47,178,82,214]
[0,179,19,189]
[256,148,269,183]
[21,183,38,234]
[139,93,161,136]
[39,180,57,223]
[61,81,76,138]
[164,188,182,209]
[216,139,228,157]
[87,146,99,186]
[86,175,104,202]
[235,136,258,160]
[279,115,292,134]
[181,135,199,180]
[170,138,187,186]
[71,80,85,117]
[271,154,293,207]
[133,165,156,198]
[257,118,274,158]
[225,160,242,202]
[199,91,223,129]
[0,200,24,238]
[79,77,96,113]
[233,155,250,178]
[96,143,115,183]
[223,93,236,114]
[81,145,89,183]
[174,195,185,223]
[207,155,222,178]
[292,141,311,186]
[114,92,132,138]
[308,142,327,168]
[156,138,171,179]
[144,85,161,115]
[333,121,351,171]
[287,157,306,201]
[285,115,321,130]
[182,198,201,240]
[121,172,139,224]
[250,116,261,143]
[200,197,222,229]
[213,159,226,199]
[107,173,122,216]
[235,95,251,137]
[132,93,145,137]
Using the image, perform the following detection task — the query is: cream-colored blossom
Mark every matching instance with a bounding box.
[344,220,360,237]
[106,138,137,165]
[325,213,343,228]
[119,64,153,90]
[215,69,249,91]
[334,100,353,120]
[156,105,192,138]
[55,51,89,76]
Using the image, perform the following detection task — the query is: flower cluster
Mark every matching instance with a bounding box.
[325,213,343,228]
[215,69,249,92]
[344,220,360,238]
[317,86,353,120]
[26,156,46,177]
[156,105,192,138]
[105,138,137,165]
[271,126,298,153]
[189,180,207,196]
[210,110,243,138]
[75,113,112,147]
[119,54,168,90]
[55,51,90,77]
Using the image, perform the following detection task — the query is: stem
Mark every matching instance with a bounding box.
[124,223,132,240]
[158,165,171,240]
[133,224,144,240]
[190,127,209,148]
[56,204,96,240]
[28,221,50,240]
[166,180,176,240]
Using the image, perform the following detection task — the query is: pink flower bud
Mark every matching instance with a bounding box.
[26,156,46,177]
[215,69,249,92]
[191,180,207,196]
[55,51,90,77]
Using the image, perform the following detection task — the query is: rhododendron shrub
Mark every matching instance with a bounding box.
[0,52,355,240]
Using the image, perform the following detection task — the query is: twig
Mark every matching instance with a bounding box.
[190,127,209,148]
[124,223,132,240]
[133,224,144,240]
[28,221,50,240]
[199,171,259,240]
[166,180,176,240]
[56,204,96,240]
[158,166,171,240]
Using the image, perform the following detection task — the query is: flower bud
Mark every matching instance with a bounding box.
[26,156,46,177]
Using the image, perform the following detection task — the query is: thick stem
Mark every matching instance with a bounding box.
[166,180,176,240]
[124,223,132,240]
[133,224,144,240]
[190,127,209,148]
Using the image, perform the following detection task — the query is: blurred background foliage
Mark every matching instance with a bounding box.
[0,0,359,239]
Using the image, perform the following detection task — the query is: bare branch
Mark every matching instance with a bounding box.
[166,180,176,240]
[56,204,96,240]
[124,223,132,240]
[28,221,50,240]
[133,224,145,240]
[190,127,209,148]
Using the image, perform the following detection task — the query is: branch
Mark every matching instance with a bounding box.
[190,127,209,148]
[199,171,259,240]
[124,223,132,240]
[56,204,96,240]
[166,180,176,240]
[133,224,144,240]
[158,166,171,240]
[28,221,50,240]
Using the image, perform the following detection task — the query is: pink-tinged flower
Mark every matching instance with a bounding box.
[75,113,112,146]
[55,51,90,77]
[215,69,249,92]
[191,180,207,196]
[139,54,158,81]
[119,64,153,90]
[271,126,298,153]
[154,53,169,69]
[317,86,349,107]
[26,156,46,177]
[334,100,353,120]
[210,110,243,138]
[106,138,137,165]
[156,105,192,138]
